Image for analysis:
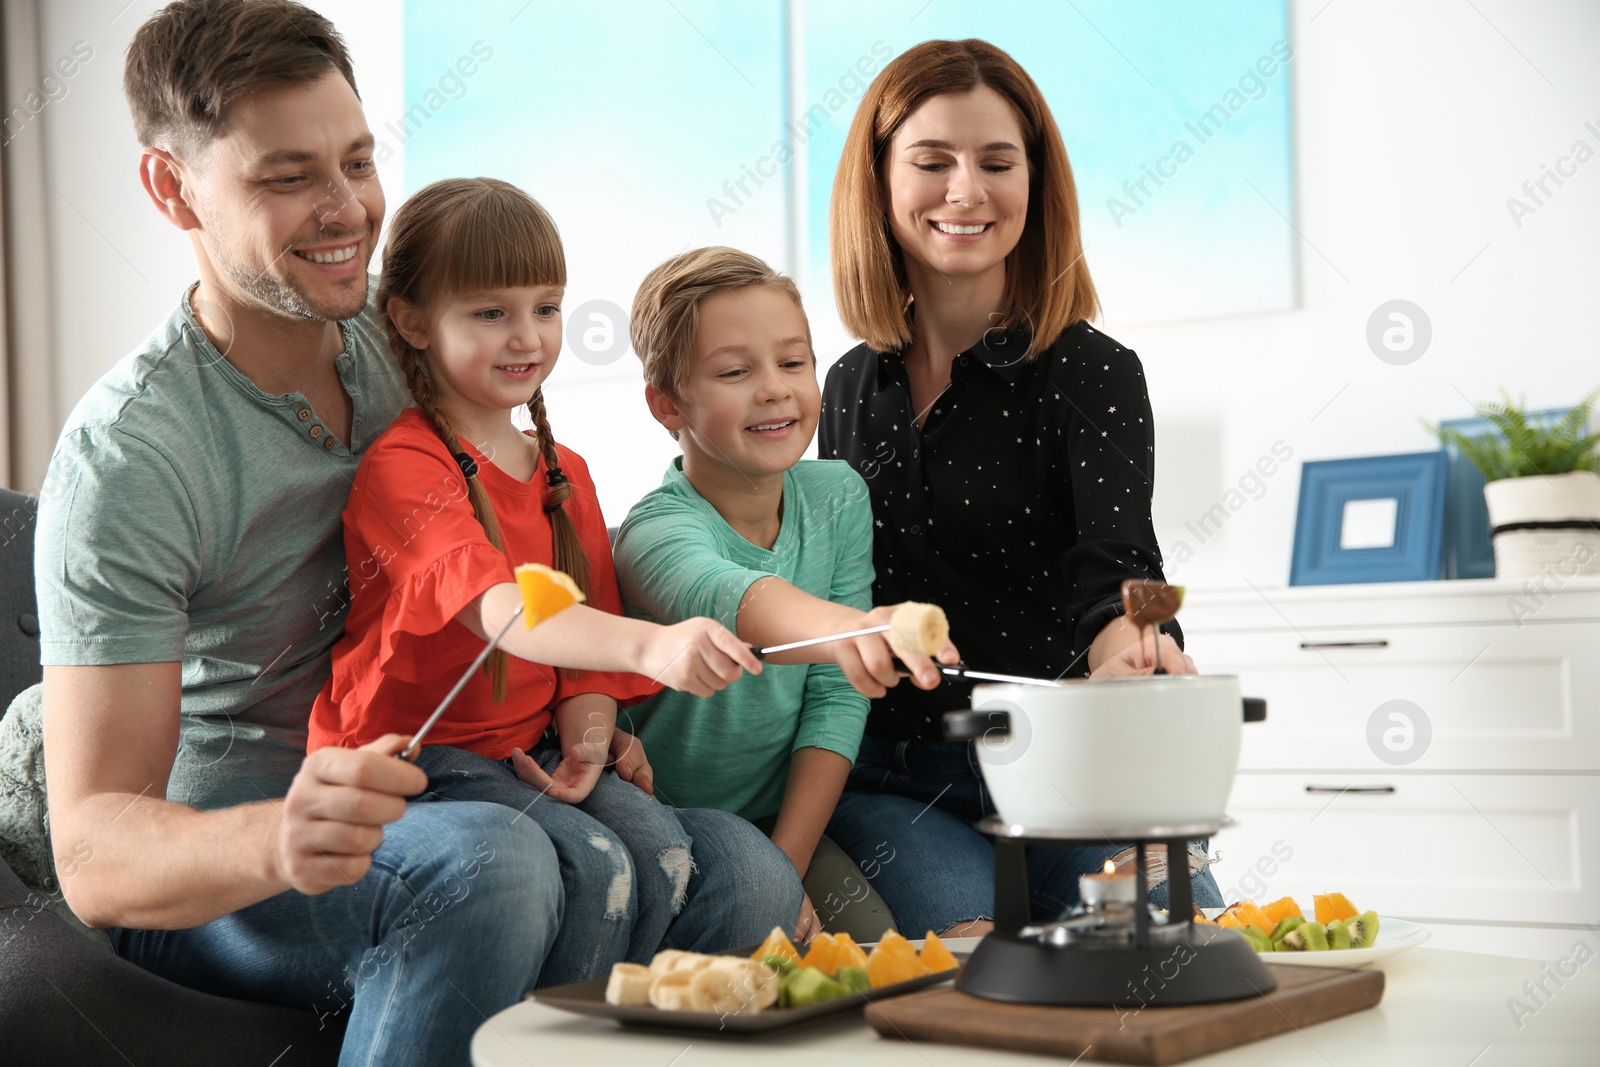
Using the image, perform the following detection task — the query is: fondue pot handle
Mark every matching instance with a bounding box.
[946,699,1263,738]
[943,708,1010,741]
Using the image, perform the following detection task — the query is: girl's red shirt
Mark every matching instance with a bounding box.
[307,407,660,758]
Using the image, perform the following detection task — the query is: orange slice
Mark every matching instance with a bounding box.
[1261,896,1304,927]
[1314,892,1359,925]
[833,932,870,972]
[1217,900,1274,937]
[918,931,959,973]
[749,925,801,966]
[513,563,585,627]
[799,932,841,976]
[866,931,929,988]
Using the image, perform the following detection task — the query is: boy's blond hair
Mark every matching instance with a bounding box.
[630,247,807,403]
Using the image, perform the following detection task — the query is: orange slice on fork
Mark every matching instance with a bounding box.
[514,563,585,627]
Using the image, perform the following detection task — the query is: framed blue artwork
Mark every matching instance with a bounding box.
[1439,408,1573,580]
[1290,452,1449,586]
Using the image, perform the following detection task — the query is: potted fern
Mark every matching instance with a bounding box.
[1428,388,1600,579]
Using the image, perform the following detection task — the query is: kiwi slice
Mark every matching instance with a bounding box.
[1346,910,1380,949]
[1274,920,1329,951]
[1240,926,1273,953]
[1324,919,1352,950]
[1268,916,1305,942]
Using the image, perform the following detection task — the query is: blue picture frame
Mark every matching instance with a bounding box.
[1290,452,1449,586]
[1439,408,1573,580]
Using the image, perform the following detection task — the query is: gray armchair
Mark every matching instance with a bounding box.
[0,487,343,1065]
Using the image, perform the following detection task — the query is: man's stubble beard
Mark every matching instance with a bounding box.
[209,214,372,323]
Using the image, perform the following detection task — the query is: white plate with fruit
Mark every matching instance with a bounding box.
[1200,892,1430,968]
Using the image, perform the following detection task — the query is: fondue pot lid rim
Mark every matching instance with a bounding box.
[972,673,1239,693]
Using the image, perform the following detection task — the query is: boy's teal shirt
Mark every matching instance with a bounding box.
[614,457,873,822]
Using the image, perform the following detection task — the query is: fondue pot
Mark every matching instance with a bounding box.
[944,676,1266,833]
[942,676,1275,1009]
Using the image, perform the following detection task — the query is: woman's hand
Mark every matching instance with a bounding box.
[833,604,961,698]
[510,745,604,804]
[1090,630,1196,678]
[640,618,763,697]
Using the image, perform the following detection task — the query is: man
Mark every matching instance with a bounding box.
[33,3,795,1063]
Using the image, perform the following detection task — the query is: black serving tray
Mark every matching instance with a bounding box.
[530,945,964,1034]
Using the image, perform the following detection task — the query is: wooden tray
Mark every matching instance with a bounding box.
[866,963,1383,1065]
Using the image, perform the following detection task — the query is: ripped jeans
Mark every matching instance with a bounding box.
[411,742,802,986]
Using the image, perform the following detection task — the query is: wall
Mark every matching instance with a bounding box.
[23,0,1600,590]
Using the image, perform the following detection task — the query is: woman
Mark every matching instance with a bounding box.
[818,38,1220,939]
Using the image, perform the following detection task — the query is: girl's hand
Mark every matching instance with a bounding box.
[794,891,823,944]
[642,618,763,697]
[608,728,654,796]
[834,605,961,698]
[1090,631,1196,679]
[510,746,604,804]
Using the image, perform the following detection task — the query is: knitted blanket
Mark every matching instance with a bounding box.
[0,683,107,945]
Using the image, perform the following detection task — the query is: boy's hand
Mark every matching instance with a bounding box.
[277,733,425,895]
[833,605,961,698]
[609,728,654,796]
[642,617,763,696]
[795,891,822,943]
[511,746,604,804]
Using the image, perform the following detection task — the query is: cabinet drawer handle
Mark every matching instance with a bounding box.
[1299,640,1390,650]
[1304,785,1396,795]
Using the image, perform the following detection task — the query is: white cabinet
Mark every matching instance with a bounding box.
[1183,578,1600,958]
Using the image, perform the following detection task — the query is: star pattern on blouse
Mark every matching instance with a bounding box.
[817,322,1172,741]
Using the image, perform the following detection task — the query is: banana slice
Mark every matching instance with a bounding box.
[703,958,779,1010]
[689,966,761,1015]
[747,961,779,1009]
[649,949,691,973]
[888,602,949,657]
[648,969,696,1010]
[603,962,653,1006]
[672,954,716,972]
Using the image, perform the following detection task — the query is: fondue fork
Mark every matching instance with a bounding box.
[756,628,1064,687]
[932,663,1063,687]
[752,624,891,658]
[399,606,523,761]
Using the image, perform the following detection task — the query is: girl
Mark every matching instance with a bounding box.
[308,178,802,987]
[818,39,1218,939]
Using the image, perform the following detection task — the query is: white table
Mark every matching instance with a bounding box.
[472,939,1600,1066]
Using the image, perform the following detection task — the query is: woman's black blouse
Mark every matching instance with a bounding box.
[818,320,1182,741]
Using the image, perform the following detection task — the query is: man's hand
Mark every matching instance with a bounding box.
[275,734,426,895]
[1090,631,1196,678]
[640,617,763,696]
[608,728,654,796]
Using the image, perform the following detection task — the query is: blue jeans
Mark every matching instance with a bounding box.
[826,736,1224,936]
[411,741,801,981]
[112,800,560,1067]
[111,752,801,1066]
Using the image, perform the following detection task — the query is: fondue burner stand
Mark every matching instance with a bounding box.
[956,818,1278,1007]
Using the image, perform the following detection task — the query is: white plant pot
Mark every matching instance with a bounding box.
[1483,471,1600,580]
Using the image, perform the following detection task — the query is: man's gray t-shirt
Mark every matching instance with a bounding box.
[36,284,409,811]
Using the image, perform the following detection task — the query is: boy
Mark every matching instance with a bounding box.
[614,247,955,941]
